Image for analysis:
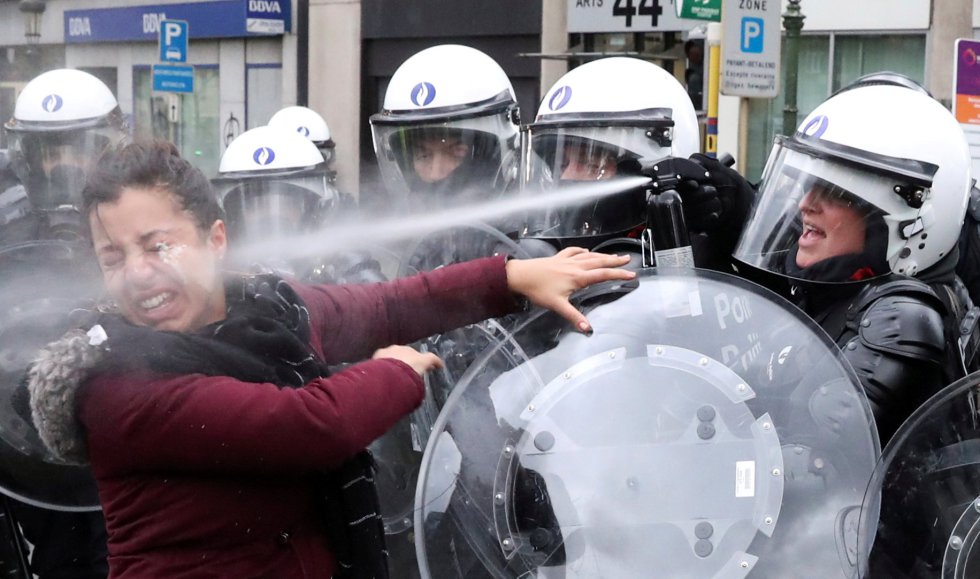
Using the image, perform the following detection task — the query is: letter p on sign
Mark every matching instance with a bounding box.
[741,17,764,53]
[165,22,182,45]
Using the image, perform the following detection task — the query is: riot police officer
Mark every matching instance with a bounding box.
[4,69,127,243]
[366,46,528,578]
[216,125,384,284]
[269,105,361,223]
[519,56,702,260]
[712,84,973,443]
[830,71,980,333]
[0,68,122,578]
[369,44,525,277]
[268,105,337,169]
[370,44,520,210]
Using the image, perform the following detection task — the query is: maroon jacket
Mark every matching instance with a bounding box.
[76,256,517,578]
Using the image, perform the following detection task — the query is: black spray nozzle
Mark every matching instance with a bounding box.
[641,157,683,195]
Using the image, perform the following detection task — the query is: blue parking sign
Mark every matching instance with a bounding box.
[740,17,764,54]
[159,19,188,63]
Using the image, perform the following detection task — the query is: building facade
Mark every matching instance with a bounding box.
[0,0,295,177]
[540,0,975,180]
[1,0,976,189]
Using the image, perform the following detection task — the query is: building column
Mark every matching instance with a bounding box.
[540,0,568,97]
[218,39,246,154]
[309,0,361,196]
[926,0,972,105]
[281,21,298,108]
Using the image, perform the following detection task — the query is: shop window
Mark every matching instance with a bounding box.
[78,67,118,99]
[133,65,221,177]
[246,65,282,129]
[567,31,687,79]
[832,35,926,94]
[745,34,924,182]
[746,35,830,181]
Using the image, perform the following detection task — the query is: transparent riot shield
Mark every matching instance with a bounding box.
[858,373,980,578]
[0,241,102,511]
[416,268,880,578]
[397,221,528,279]
[370,222,531,579]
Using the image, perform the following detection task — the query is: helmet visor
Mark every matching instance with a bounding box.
[7,126,125,210]
[734,138,924,284]
[217,175,337,246]
[519,125,655,241]
[370,110,517,204]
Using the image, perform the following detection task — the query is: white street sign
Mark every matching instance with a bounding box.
[721,0,781,98]
[567,0,699,33]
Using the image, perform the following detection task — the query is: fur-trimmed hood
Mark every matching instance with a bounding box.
[28,325,108,465]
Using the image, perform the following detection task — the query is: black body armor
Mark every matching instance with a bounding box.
[803,277,962,442]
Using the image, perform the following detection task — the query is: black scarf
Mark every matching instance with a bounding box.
[94,274,388,579]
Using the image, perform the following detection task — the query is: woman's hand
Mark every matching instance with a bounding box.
[373,345,444,377]
[505,247,635,333]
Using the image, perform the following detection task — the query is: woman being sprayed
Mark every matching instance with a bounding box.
[26,140,633,578]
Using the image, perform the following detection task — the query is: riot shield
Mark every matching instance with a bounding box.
[416,267,880,578]
[397,221,528,279]
[0,241,102,511]
[367,222,532,578]
[858,372,980,578]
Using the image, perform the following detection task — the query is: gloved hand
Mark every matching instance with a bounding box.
[670,153,756,236]
[661,154,756,271]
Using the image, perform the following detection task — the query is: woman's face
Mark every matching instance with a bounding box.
[796,184,867,268]
[90,186,227,333]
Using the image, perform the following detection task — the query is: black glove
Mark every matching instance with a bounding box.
[671,153,756,236]
[665,154,756,271]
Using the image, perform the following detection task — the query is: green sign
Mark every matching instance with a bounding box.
[675,0,721,22]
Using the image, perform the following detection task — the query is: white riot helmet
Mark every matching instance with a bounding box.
[4,69,127,215]
[216,126,338,248]
[735,85,972,284]
[369,44,520,206]
[521,57,701,248]
[268,106,336,165]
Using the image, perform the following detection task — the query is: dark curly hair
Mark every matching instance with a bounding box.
[82,140,223,236]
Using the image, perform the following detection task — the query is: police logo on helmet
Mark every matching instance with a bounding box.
[548,86,573,112]
[252,147,276,166]
[410,82,437,107]
[801,115,829,138]
[42,94,64,113]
